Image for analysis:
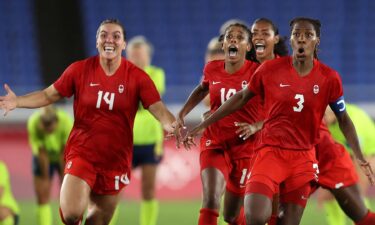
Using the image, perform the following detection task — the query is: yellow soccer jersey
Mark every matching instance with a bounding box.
[133,65,165,151]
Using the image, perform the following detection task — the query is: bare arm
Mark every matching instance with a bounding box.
[0,84,63,116]
[335,110,375,184]
[148,101,176,133]
[177,84,209,123]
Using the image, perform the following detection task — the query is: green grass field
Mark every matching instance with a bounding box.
[17,198,375,225]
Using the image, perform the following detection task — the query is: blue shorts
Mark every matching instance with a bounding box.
[132,144,163,168]
[32,156,62,178]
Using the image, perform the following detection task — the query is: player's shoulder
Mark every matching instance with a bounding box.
[56,108,72,120]
[259,56,289,71]
[316,60,339,77]
[204,60,224,71]
[28,110,41,124]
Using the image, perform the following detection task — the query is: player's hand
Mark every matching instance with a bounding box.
[165,120,183,148]
[358,160,375,185]
[172,117,187,149]
[0,84,17,116]
[235,122,260,140]
[182,126,203,150]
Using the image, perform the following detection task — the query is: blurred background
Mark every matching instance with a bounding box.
[0,0,374,225]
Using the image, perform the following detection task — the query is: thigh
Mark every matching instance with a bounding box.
[60,174,91,218]
[86,193,120,225]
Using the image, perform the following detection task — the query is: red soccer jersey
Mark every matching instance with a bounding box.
[201,60,262,157]
[249,56,343,150]
[54,56,161,171]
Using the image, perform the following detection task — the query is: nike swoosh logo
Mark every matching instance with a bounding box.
[279,83,290,87]
[90,83,100,87]
[212,81,221,85]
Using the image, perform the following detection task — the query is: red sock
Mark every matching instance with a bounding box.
[229,206,245,225]
[355,211,375,225]
[198,208,219,225]
[267,214,278,225]
[59,208,82,225]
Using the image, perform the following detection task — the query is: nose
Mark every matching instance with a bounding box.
[297,34,306,42]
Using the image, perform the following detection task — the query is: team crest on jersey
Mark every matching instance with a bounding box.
[118,84,124,93]
[241,80,248,89]
[206,140,211,146]
[313,85,319,94]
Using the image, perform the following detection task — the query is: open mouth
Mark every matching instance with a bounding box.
[255,43,266,53]
[298,48,305,54]
[104,46,115,53]
[228,46,238,57]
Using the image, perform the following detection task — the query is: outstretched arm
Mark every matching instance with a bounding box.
[0,84,62,116]
[335,110,375,184]
[177,84,209,126]
[148,101,176,133]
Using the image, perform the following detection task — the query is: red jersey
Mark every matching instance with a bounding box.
[201,60,262,157]
[249,56,343,150]
[54,56,160,171]
[315,123,346,166]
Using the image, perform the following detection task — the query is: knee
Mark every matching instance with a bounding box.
[245,211,268,225]
[223,215,237,224]
[60,208,82,225]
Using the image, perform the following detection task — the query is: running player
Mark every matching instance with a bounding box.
[0,19,176,225]
[176,23,259,225]
[182,17,374,225]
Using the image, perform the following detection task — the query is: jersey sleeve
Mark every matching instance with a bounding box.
[53,62,81,97]
[27,113,43,155]
[138,71,161,109]
[328,71,344,103]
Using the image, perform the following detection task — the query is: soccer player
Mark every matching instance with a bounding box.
[312,123,375,225]
[27,105,73,225]
[319,104,375,225]
[0,19,176,225]
[182,17,374,225]
[126,36,166,225]
[176,23,259,225]
[0,161,19,225]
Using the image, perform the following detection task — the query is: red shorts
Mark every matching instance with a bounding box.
[245,146,318,199]
[200,148,257,196]
[200,149,230,180]
[226,157,255,196]
[64,157,130,195]
[317,145,358,190]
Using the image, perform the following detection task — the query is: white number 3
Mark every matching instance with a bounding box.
[293,94,304,112]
